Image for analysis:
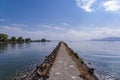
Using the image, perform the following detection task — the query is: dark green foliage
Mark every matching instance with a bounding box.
[0,33,8,42]
[41,38,46,42]
[25,38,31,42]
[17,37,24,42]
[10,36,16,42]
[0,33,50,43]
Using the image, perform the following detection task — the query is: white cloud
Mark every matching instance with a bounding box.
[75,0,120,13]
[0,26,30,37]
[38,25,66,31]
[87,27,120,39]
[0,19,5,22]
[103,0,120,12]
[1,25,120,40]
[1,26,23,32]
[39,25,52,28]
[43,27,120,40]
[62,23,69,26]
[53,26,65,30]
[75,0,96,12]
[12,24,28,27]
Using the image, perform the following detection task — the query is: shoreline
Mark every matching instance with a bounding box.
[0,41,51,44]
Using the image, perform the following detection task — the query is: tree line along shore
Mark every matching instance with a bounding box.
[0,33,50,43]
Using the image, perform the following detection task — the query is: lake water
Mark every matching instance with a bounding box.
[0,42,58,80]
[67,41,120,80]
[0,41,120,80]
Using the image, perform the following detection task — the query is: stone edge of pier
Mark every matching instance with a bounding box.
[64,42,98,80]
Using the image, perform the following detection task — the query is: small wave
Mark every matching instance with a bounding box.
[8,57,46,80]
[83,59,118,80]
[95,70,116,80]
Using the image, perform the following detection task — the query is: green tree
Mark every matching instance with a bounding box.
[25,38,31,42]
[10,36,16,42]
[41,38,46,42]
[17,37,24,42]
[0,33,8,42]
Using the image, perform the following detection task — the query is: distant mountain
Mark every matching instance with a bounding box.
[91,37,120,41]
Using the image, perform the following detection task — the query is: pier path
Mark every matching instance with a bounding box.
[48,42,83,80]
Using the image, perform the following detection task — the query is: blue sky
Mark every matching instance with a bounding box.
[0,0,120,40]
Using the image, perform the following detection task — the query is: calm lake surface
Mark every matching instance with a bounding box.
[0,42,58,80]
[67,41,120,80]
[0,41,120,80]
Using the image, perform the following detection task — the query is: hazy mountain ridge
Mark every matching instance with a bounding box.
[91,37,120,41]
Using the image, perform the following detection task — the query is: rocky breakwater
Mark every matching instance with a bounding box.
[33,42,61,80]
[30,42,61,80]
[64,42,98,80]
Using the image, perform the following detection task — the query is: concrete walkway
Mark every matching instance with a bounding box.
[48,43,83,80]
